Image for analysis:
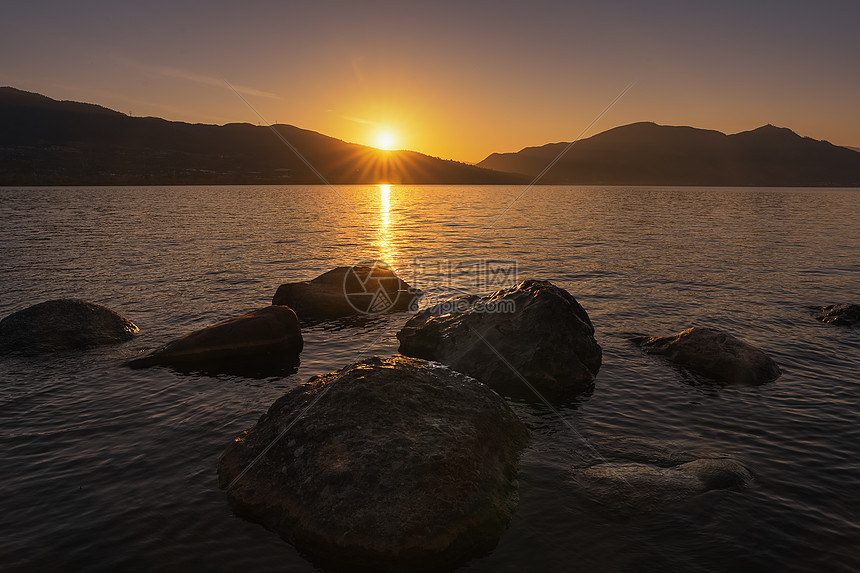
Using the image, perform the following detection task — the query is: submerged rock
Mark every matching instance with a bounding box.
[0,299,138,353]
[397,280,602,395]
[567,438,753,518]
[816,304,860,327]
[128,306,302,375]
[571,456,753,516]
[271,261,421,320]
[217,355,529,572]
[637,326,781,385]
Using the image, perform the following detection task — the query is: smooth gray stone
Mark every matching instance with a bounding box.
[571,456,753,515]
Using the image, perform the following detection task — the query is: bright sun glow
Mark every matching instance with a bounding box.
[374,131,397,150]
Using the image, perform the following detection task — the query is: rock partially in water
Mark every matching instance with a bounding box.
[0,299,138,353]
[271,261,421,320]
[128,306,302,375]
[571,456,753,516]
[637,326,781,385]
[397,280,602,395]
[816,304,860,327]
[217,355,529,572]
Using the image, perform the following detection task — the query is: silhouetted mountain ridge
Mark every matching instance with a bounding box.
[0,87,527,185]
[478,121,860,186]
[4,88,858,186]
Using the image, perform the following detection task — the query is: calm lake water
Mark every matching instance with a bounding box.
[1,185,859,572]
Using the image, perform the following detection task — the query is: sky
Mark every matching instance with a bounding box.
[2,0,859,163]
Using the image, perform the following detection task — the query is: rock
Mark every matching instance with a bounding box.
[128,306,302,374]
[0,299,138,353]
[271,261,422,320]
[396,279,602,395]
[217,355,529,572]
[637,326,781,385]
[816,304,860,326]
[567,438,753,517]
[571,456,753,516]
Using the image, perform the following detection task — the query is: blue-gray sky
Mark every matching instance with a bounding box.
[3,0,858,162]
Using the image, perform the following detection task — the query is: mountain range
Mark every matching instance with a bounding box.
[1,87,859,186]
[0,87,525,185]
[478,122,860,186]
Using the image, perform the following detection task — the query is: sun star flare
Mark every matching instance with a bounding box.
[374,130,397,151]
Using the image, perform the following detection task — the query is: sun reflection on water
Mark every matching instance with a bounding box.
[379,184,390,228]
[377,185,396,264]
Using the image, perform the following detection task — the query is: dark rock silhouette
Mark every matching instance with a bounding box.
[0,87,527,185]
[397,280,602,395]
[478,121,860,186]
[272,262,421,320]
[636,326,781,385]
[0,299,138,353]
[128,306,302,375]
[816,304,860,326]
[217,355,529,572]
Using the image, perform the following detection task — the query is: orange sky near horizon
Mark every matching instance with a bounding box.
[2,0,859,163]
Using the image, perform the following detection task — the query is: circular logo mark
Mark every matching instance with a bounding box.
[342,260,413,315]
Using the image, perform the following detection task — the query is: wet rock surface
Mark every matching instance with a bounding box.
[272,262,421,320]
[128,306,302,375]
[636,326,781,385]
[0,299,138,353]
[816,304,860,326]
[217,355,529,572]
[572,457,753,516]
[569,439,753,518]
[397,280,602,395]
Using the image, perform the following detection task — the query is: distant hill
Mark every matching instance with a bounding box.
[477,122,860,186]
[847,146,860,154]
[0,87,527,185]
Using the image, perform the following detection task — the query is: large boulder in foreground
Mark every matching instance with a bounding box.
[128,306,302,375]
[218,355,529,572]
[816,304,860,326]
[637,326,781,385]
[0,299,138,353]
[397,280,602,395]
[272,261,422,320]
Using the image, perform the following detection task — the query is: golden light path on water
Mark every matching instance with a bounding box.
[377,184,397,265]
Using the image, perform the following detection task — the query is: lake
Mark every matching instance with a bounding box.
[1,185,859,572]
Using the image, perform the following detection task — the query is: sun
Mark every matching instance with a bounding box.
[374,130,397,151]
